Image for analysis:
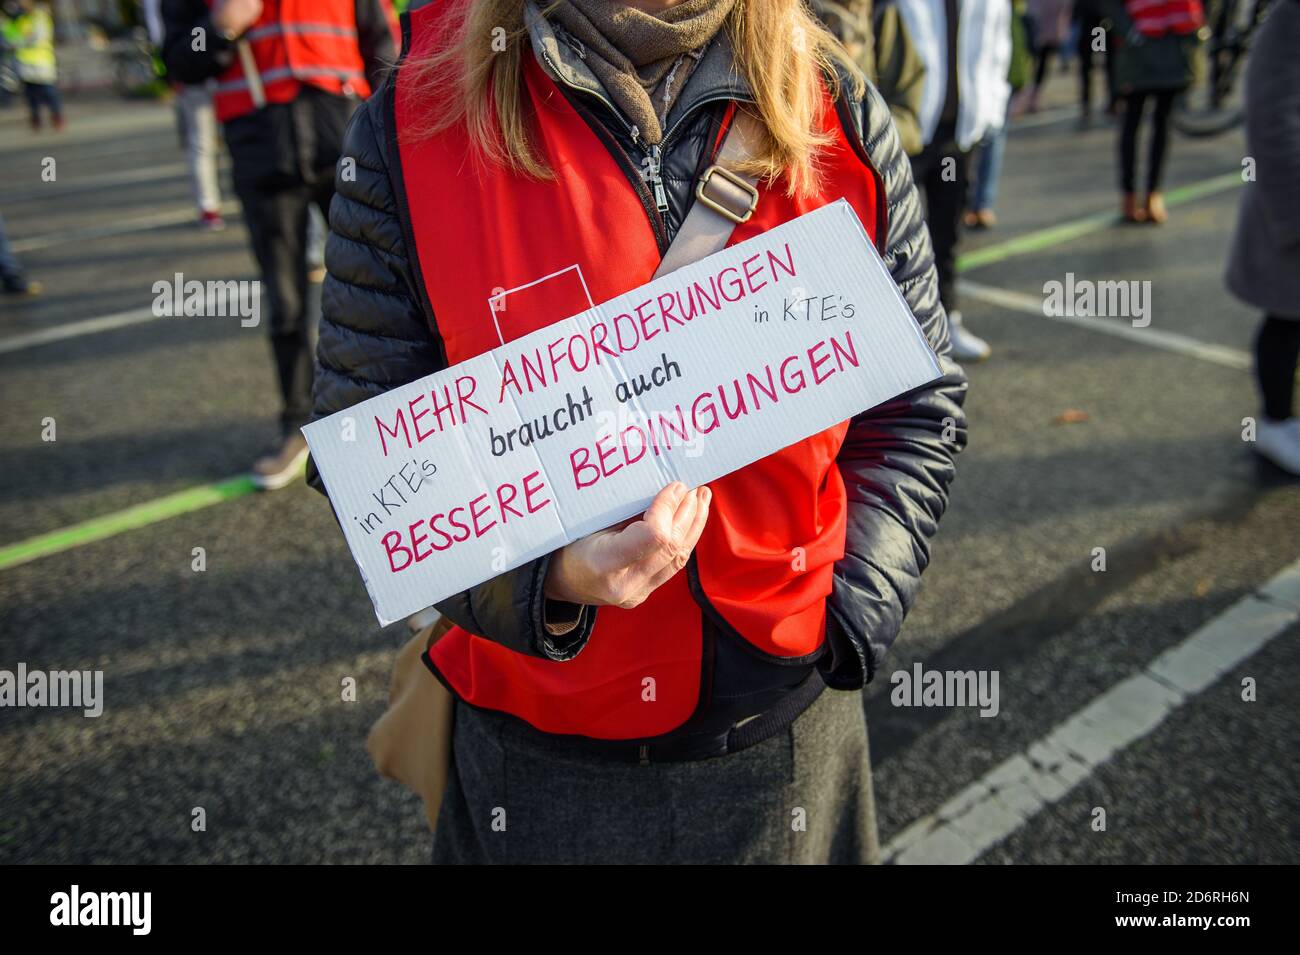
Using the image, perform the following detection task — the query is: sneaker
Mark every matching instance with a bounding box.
[251,432,310,490]
[1254,417,1300,476]
[199,209,226,231]
[947,310,991,363]
[2,276,40,296]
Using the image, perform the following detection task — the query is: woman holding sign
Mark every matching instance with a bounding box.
[310,0,967,864]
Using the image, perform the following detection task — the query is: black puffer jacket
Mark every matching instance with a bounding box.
[309,10,968,695]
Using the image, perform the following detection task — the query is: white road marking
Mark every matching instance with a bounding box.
[0,307,158,355]
[0,163,191,205]
[1008,106,1080,131]
[962,280,1252,371]
[0,107,171,151]
[10,207,204,253]
[884,557,1300,864]
[0,284,259,355]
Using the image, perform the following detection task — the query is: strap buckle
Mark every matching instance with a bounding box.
[695,164,759,224]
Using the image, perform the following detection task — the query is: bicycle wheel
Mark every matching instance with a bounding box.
[1173,0,1273,137]
[1173,28,1245,137]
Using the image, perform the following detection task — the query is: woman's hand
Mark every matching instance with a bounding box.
[544,482,711,609]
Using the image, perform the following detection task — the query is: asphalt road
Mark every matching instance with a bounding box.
[1,77,1296,864]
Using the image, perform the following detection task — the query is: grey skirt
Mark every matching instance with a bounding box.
[431,685,881,864]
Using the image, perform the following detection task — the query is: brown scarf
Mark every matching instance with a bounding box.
[546,0,737,145]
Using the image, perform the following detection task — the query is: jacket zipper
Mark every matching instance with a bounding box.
[537,44,743,247]
[637,93,745,208]
[637,92,751,213]
[538,47,669,249]
[644,141,669,214]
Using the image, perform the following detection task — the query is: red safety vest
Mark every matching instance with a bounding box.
[395,3,886,741]
[210,0,370,123]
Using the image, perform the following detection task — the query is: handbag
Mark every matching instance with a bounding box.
[364,109,765,833]
[366,613,456,832]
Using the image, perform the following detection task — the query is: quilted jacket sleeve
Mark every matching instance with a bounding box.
[820,80,970,689]
[308,91,594,661]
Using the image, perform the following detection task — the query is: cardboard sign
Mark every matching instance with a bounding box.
[304,200,943,626]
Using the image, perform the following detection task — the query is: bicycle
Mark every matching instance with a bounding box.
[1173,0,1272,137]
[110,27,162,98]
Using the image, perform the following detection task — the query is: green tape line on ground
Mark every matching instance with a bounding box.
[958,171,1243,274]
[0,475,257,571]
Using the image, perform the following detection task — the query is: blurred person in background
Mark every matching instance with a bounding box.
[899,0,1011,362]
[0,5,18,108]
[305,204,325,283]
[965,0,1030,230]
[143,0,225,230]
[813,0,928,156]
[2,0,62,131]
[1226,0,1300,476]
[1109,0,1202,224]
[1,209,40,296]
[1073,0,1116,126]
[1025,0,1071,112]
[161,0,394,489]
[311,0,967,863]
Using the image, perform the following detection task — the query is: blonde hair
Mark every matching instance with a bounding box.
[404,0,865,197]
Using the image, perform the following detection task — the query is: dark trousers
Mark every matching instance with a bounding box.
[1257,315,1300,421]
[1077,15,1117,112]
[1119,90,1176,194]
[234,178,333,432]
[911,137,970,313]
[23,81,61,127]
[1033,44,1058,92]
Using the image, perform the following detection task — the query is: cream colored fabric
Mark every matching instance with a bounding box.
[366,616,455,832]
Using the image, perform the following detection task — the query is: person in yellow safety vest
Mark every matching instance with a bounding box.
[3,0,62,131]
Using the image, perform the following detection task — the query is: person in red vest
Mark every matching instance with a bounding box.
[311,0,968,864]
[1109,0,1203,224]
[161,0,395,489]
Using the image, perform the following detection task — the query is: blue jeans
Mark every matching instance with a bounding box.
[23,81,61,127]
[970,124,1007,213]
[0,211,28,289]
